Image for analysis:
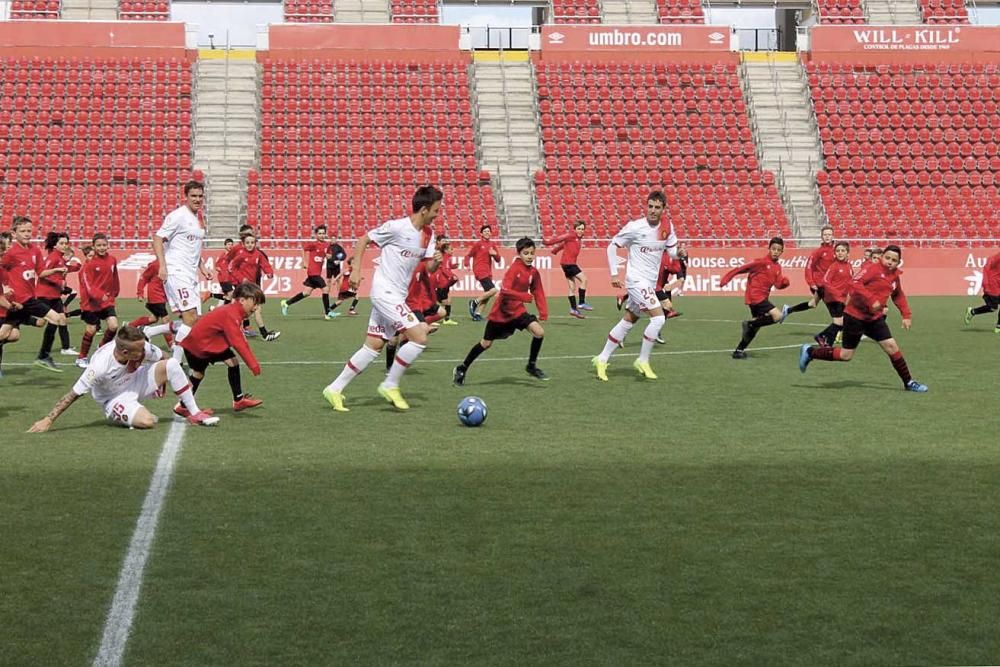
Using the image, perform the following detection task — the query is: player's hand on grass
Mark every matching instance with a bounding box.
[27,418,52,433]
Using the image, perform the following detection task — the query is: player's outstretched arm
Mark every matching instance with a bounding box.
[348,234,370,291]
[28,390,81,433]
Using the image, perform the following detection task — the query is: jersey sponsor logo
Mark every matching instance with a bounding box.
[399,249,423,258]
[21,269,36,280]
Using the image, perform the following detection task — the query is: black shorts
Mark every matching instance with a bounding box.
[303,275,326,290]
[82,306,117,326]
[145,302,169,319]
[483,313,537,341]
[749,300,776,318]
[337,290,356,300]
[435,287,450,302]
[655,289,671,302]
[39,297,65,314]
[219,281,235,295]
[811,285,826,300]
[4,298,52,327]
[841,314,892,350]
[561,264,582,279]
[184,348,236,374]
[478,277,496,292]
[824,301,845,318]
[983,293,1000,309]
[325,264,340,280]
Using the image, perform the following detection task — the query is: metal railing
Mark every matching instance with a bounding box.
[736,28,782,52]
[460,25,536,50]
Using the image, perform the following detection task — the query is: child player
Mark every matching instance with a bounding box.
[720,237,791,359]
[453,237,548,386]
[130,258,174,349]
[326,258,360,316]
[813,241,853,347]
[782,225,835,321]
[281,224,333,319]
[180,282,266,412]
[798,244,928,393]
[963,247,1000,333]
[435,237,459,325]
[75,233,120,368]
[466,224,501,321]
[34,231,79,372]
[543,220,591,318]
[228,233,281,341]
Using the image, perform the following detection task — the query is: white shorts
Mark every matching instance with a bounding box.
[366,296,421,341]
[165,275,202,315]
[624,281,661,315]
[102,366,164,427]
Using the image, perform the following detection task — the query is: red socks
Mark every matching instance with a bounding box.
[129,315,154,328]
[810,346,845,361]
[889,351,912,384]
[79,331,94,358]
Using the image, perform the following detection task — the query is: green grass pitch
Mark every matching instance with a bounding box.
[2,295,999,664]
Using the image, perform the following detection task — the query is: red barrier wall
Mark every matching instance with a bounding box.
[806,25,1000,64]
[266,24,463,57]
[104,247,998,301]
[0,21,188,57]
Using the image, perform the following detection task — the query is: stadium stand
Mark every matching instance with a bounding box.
[815,0,866,24]
[391,0,439,23]
[0,55,195,240]
[118,0,170,20]
[551,0,601,24]
[656,0,705,24]
[249,58,497,239]
[284,0,334,23]
[9,0,61,19]
[920,0,969,24]
[533,59,791,244]
[809,61,1000,243]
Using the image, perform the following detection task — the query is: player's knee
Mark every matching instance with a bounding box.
[480,339,492,349]
[649,314,666,328]
[840,349,856,361]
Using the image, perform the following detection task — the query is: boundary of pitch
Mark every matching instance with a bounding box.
[92,420,187,667]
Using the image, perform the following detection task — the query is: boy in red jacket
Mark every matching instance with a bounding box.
[180,282,266,413]
[453,237,549,386]
[783,225,835,319]
[720,237,791,359]
[130,258,175,348]
[963,248,1000,333]
[34,231,79,371]
[76,233,120,368]
[798,244,927,392]
[466,224,501,321]
[228,234,280,341]
[544,220,590,317]
[813,241,854,347]
[435,238,459,325]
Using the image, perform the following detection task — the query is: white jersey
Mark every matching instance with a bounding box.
[608,217,678,285]
[72,341,164,406]
[367,217,435,301]
[156,205,205,281]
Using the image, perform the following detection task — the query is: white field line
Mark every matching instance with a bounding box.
[93,420,187,667]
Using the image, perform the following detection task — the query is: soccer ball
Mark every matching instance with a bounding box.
[457,396,488,427]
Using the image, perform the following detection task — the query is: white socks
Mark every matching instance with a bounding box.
[171,323,191,362]
[143,322,173,337]
[166,357,201,414]
[598,319,634,362]
[384,342,425,389]
[639,314,666,363]
[329,345,380,393]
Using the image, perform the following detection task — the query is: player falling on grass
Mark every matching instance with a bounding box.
[798,244,928,393]
[27,325,218,432]
[322,185,442,413]
[592,190,678,382]
[467,224,501,322]
[963,248,1000,334]
[721,236,791,360]
[75,234,120,368]
[129,258,174,349]
[453,237,549,386]
[281,224,334,319]
[180,282,266,414]
[150,181,212,362]
[435,237,459,325]
[228,233,281,342]
[325,258,361,316]
[812,241,853,347]
[34,232,79,372]
[781,225,835,322]
[543,220,592,318]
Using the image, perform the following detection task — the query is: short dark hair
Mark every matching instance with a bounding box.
[479,225,492,234]
[870,247,883,256]
[116,325,146,344]
[183,180,204,196]
[224,238,234,245]
[574,220,586,228]
[883,244,902,257]
[11,215,31,229]
[315,225,327,234]
[769,236,785,247]
[821,225,834,233]
[515,237,535,253]
[92,233,108,243]
[81,244,94,255]
[647,191,666,206]
[233,282,266,304]
[44,231,68,252]
[834,241,850,251]
[239,225,253,233]
[412,185,443,213]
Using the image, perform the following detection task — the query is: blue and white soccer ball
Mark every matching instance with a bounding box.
[457,396,488,427]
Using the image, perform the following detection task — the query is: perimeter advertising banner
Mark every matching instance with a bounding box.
[809,25,1000,53]
[105,247,997,301]
[540,25,734,52]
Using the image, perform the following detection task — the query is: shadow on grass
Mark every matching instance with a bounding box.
[791,380,901,391]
